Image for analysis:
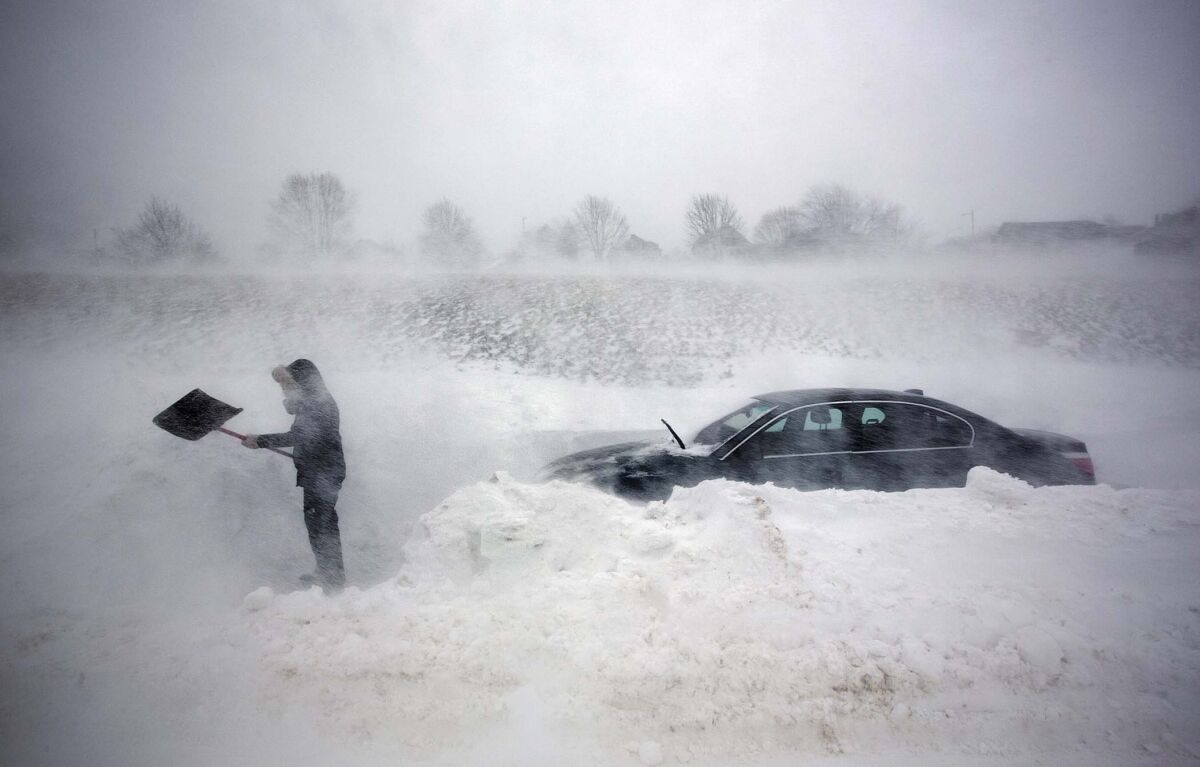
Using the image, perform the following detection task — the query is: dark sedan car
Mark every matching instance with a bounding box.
[543,388,1096,501]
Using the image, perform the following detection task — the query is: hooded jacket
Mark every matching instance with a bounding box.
[256,359,347,488]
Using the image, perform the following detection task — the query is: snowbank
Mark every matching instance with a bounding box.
[4,266,1200,765]
[239,470,1200,764]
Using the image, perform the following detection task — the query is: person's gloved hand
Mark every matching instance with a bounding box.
[241,434,260,449]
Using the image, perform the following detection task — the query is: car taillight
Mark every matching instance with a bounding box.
[1066,453,1094,477]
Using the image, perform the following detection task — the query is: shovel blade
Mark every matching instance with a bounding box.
[153,389,243,441]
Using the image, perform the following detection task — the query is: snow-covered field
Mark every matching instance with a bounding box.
[2,255,1199,765]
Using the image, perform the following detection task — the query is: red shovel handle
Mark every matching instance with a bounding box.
[217,427,294,459]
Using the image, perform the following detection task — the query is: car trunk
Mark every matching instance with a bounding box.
[1010,427,1095,481]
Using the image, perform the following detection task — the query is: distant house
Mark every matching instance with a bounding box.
[618,233,662,258]
[1136,206,1198,255]
[994,220,1109,244]
[692,225,755,257]
[993,219,1158,249]
[1105,225,1149,244]
[777,230,824,251]
[746,229,827,259]
[1154,206,1199,229]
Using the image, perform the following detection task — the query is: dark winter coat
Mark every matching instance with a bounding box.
[255,359,346,488]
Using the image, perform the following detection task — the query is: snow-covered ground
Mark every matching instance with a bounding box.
[2,257,1199,765]
[234,470,1200,765]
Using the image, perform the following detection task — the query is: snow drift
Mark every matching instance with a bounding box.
[237,470,1200,764]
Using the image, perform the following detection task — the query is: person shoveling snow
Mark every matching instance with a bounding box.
[241,359,348,593]
[153,359,348,593]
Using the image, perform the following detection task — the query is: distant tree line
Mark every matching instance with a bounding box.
[686,185,914,259]
[514,184,913,264]
[94,174,915,269]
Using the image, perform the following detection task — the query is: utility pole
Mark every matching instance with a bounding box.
[962,209,975,236]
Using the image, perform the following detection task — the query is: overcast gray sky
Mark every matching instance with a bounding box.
[3,0,1198,256]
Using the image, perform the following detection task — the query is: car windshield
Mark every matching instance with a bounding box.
[693,400,776,446]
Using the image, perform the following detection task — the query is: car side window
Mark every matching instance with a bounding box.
[694,401,776,445]
[803,408,843,430]
[755,405,850,457]
[856,403,972,451]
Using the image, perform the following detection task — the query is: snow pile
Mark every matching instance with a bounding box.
[240,470,1200,762]
[242,474,830,756]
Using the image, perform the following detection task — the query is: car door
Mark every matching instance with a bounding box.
[722,404,853,490]
[846,401,976,490]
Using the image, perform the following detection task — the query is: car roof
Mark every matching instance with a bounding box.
[751,388,937,407]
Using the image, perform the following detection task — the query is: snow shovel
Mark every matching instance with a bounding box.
[153,389,293,459]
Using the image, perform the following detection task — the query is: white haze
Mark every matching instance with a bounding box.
[3,1,1200,764]
[2,0,1199,256]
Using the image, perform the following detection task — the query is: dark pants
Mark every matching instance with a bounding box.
[302,479,345,590]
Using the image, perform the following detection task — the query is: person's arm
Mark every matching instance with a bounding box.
[253,430,296,448]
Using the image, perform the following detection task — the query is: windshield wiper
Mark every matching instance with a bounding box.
[661,418,686,450]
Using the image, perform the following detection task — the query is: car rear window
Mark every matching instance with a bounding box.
[857,403,972,450]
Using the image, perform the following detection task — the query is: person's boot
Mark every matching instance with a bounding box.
[300,571,343,594]
[321,579,344,595]
[314,534,346,593]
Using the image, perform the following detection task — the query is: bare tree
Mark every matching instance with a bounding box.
[573,195,629,260]
[268,172,354,258]
[685,194,744,247]
[797,184,910,244]
[116,197,215,265]
[753,206,805,248]
[419,198,484,267]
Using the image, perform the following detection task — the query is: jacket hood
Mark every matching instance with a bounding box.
[284,358,330,399]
